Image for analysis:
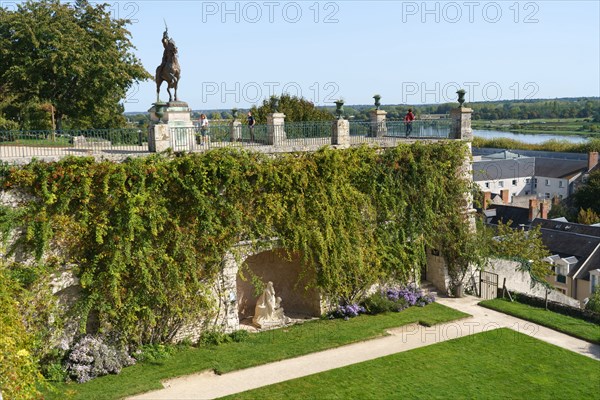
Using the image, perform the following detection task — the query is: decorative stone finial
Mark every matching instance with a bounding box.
[373,94,381,110]
[457,89,466,107]
[270,96,280,113]
[335,99,344,119]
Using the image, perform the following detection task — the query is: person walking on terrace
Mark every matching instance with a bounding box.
[404,108,415,137]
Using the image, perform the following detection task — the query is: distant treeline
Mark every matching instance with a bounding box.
[124,97,600,125]
[337,97,600,121]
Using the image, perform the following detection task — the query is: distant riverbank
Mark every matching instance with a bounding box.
[473,130,589,144]
[472,118,599,138]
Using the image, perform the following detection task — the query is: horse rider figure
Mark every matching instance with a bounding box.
[155,27,180,103]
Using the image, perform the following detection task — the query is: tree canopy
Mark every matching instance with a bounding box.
[574,170,600,215]
[250,94,334,123]
[0,0,150,130]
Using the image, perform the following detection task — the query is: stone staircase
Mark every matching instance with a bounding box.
[420,280,440,298]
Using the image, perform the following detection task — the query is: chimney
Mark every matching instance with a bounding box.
[501,189,510,204]
[529,198,538,221]
[483,191,492,210]
[588,152,599,171]
[539,201,548,220]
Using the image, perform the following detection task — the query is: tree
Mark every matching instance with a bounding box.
[484,221,552,287]
[250,94,334,123]
[574,170,600,215]
[577,208,600,225]
[0,0,151,129]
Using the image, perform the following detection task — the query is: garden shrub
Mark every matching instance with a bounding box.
[198,329,250,346]
[362,284,435,315]
[0,265,45,399]
[133,343,176,363]
[229,329,250,343]
[362,292,399,314]
[65,335,135,383]
[328,303,367,320]
[585,290,600,314]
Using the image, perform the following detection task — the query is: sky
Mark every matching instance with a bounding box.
[55,1,600,112]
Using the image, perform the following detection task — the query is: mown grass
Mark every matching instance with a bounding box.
[43,303,468,400]
[225,328,600,400]
[480,298,600,344]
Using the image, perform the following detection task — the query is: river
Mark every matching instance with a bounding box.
[473,130,589,144]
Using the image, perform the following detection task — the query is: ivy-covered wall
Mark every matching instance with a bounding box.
[0,142,471,346]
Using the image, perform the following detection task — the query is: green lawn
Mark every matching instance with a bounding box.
[480,298,600,344]
[225,328,600,400]
[44,303,468,400]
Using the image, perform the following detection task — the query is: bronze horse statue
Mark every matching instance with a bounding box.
[155,29,180,102]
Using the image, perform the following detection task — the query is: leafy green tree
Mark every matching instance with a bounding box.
[585,289,600,313]
[250,94,334,123]
[482,221,552,287]
[574,170,600,215]
[577,208,600,225]
[0,0,150,130]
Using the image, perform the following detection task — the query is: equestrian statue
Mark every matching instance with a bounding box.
[155,25,180,102]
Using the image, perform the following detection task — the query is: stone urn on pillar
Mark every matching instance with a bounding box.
[335,99,344,120]
[153,102,167,123]
[373,94,381,110]
[456,89,466,107]
[270,96,280,113]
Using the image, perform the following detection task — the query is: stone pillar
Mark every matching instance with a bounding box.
[450,107,473,141]
[332,119,349,145]
[230,119,242,142]
[267,112,286,146]
[369,109,387,137]
[148,124,171,152]
[148,101,196,152]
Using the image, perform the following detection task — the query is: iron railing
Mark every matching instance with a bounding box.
[0,129,147,158]
[350,119,452,141]
[0,119,454,159]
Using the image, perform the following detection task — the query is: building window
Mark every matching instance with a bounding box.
[545,179,550,186]
[512,179,517,186]
[485,182,490,189]
[526,178,531,184]
[555,265,567,284]
[592,273,600,293]
[545,193,550,199]
[498,181,504,188]
[559,181,564,188]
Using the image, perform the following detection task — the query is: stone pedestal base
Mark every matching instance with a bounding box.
[332,119,349,145]
[450,107,473,140]
[148,124,171,152]
[369,109,387,137]
[267,113,286,145]
[148,101,196,152]
[230,120,242,142]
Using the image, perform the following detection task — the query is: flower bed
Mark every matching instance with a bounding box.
[330,284,436,320]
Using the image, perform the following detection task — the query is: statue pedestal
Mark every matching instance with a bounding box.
[148,101,196,152]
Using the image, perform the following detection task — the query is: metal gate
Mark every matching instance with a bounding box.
[479,271,499,300]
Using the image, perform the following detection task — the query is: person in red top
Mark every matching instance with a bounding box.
[404,108,415,137]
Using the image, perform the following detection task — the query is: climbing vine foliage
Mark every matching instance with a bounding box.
[0,142,470,343]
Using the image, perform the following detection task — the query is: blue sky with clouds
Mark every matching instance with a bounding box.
[80,1,599,111]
